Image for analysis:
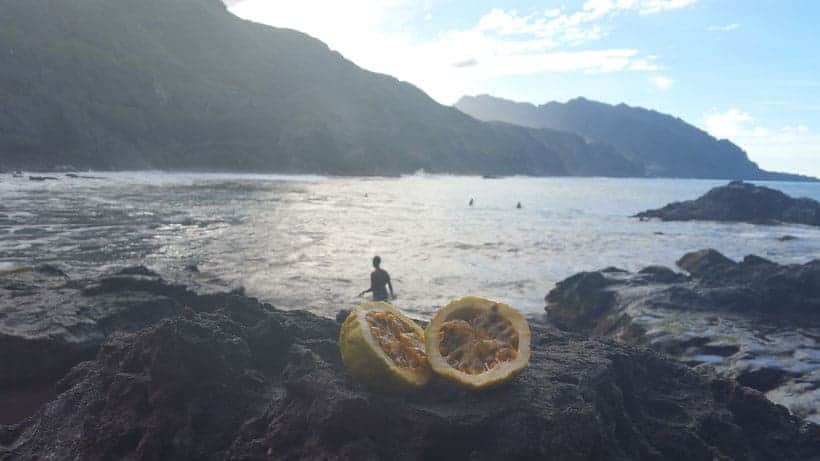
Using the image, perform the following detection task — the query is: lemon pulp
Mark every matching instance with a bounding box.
[426,297,530,389]
[339,302,431,392]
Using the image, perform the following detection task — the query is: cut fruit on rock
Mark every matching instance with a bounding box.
[339,302,432,392]
[426,297,531,390]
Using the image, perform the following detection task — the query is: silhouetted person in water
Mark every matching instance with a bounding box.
[358,256,395,301]
[516,202,522,209]
[469,198,474,206]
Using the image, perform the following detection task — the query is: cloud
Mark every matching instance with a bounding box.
[227,0,697,103]
[745,125,820,176]
[704,108,820,140]
[649,74,674,90]
[703,109,820,176]
[780,124,810,136]
[708,23,740,32]
[452,58,478,68]
[637,0,700,14]
[472,1,700,46]
[704,109,816,143]
[704,109,769,138]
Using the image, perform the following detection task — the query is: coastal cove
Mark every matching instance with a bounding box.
[2,173,819,317]
[4,0,820,457]
[3,173,820,450]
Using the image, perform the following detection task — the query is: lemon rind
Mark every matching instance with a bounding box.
[339,302,431,392]
[425,296,531,390]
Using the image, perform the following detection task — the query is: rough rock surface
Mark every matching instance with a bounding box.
[3,294,819,460]
[545,249,820,423]
[635,180,820,226]
[0,264,245,388]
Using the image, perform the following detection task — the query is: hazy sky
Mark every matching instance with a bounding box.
[228,0,819,177]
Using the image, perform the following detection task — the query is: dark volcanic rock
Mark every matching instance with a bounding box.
[0,265,246,389]
[541,271,616,332]
[3,296,819,460]
[676,249,737,278]
[64,173,104,179]
[27,176,58,182]
[546,248,820,326]
[732,367,800,394]
[637,265,688,284]
[636,181,820,226]
[545,249,820,423]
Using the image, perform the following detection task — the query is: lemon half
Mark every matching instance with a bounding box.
[426,297,531,389]
[339,302,432,392]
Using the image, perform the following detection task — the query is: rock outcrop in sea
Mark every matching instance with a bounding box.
[545,249,820,424]
[3,266,819,459]
[635,180,820,226]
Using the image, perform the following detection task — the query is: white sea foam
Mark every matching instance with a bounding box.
[1,173,819,316]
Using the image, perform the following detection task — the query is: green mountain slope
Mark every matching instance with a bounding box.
[0,0,641,176]
[455,95,814,181]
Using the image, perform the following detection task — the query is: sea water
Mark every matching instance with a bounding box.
[1,173,819,318]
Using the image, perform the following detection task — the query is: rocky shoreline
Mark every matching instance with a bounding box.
[636,180,820,226]
[546,249,820,424]
[0,264,244,390]
[1,266,819,459]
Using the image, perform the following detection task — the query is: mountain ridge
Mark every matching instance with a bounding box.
[0,0,812,180]
[0,0,641,177]
[455,94,815,181]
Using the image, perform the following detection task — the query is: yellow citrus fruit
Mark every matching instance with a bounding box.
[339,302,432,392]
[425,297,531,389]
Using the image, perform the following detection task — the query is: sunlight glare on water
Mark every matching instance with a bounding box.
[1,172,819,318]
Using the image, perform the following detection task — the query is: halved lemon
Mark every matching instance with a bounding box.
[426,297,531,389]
[339,302,432,392]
